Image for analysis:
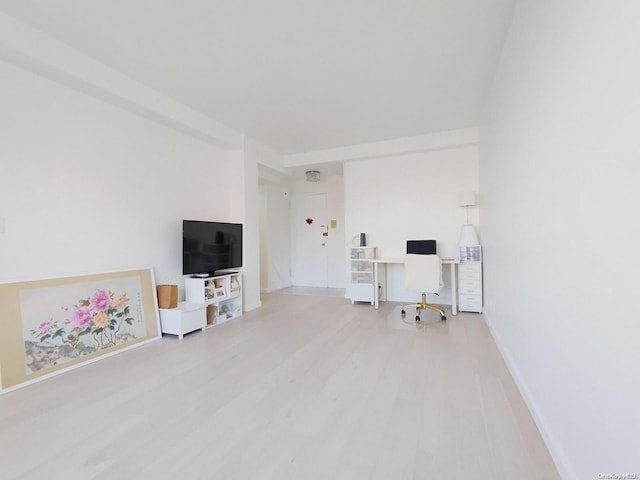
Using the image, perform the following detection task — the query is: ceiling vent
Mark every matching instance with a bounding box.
[305,170,321,182]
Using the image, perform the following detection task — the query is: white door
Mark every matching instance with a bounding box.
[291,193,328,287]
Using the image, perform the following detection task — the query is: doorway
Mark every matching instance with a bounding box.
[291,193,329,287]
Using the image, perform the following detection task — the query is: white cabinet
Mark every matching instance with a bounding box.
[159,302,206,339]
[458,248,482,313]
[349,246,376,304]
[185,272,242,326]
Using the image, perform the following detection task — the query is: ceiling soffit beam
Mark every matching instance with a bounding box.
[0,13,243,151]
[282,127,481,169]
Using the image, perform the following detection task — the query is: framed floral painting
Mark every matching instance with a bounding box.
[0,268,160,393]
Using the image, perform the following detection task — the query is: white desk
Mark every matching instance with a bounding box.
[370,257,459,315]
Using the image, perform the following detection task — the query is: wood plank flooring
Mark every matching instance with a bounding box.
[0,292,560,479]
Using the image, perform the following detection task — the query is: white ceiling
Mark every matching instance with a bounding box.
[0,0,515,155]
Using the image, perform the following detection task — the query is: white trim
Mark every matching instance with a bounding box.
[483,312,576,480]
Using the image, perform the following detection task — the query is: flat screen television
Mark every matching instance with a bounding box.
[406,239,437,255]
[183,220,243,277]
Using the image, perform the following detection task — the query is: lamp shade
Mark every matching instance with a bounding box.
[459,224,480,246]
[458,191,477,207]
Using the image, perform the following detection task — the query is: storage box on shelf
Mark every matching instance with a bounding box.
[349,246,376,304]
[158,302,206,339]
[185,272,242,326]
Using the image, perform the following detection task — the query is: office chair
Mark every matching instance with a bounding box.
[401,254,447,322]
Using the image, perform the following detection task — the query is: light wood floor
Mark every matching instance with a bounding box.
[0,293,560,479]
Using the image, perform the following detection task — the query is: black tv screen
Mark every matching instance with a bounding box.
[183,220,243,276]
[406,240,437,255]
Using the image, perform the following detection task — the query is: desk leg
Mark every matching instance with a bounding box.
[450,263,457,315]
[373,262,379,309]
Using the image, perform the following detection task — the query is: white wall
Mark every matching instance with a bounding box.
[0,60,233,298]
[481,1,640,478]
[228,144,262,312]
[0,14,268,312]
[344,146,479,304]
[259,182,291,292]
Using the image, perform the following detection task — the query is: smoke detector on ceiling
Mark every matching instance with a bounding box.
[305,170,321,182]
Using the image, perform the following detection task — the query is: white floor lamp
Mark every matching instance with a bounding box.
[458,191,481,261]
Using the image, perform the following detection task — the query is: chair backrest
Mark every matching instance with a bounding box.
[404,254,442,293]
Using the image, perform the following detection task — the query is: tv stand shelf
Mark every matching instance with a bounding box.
[185,272,242,326]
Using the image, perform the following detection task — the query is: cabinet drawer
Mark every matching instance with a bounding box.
[159,304,206,338]
[350,283,374,303]
[459,295,482,312]
[459,293,482,304]
[350,247,376,259]
[459,271,481,281]
[459,284,481,295]
[458,263,481,273]
[459,305,482,313]
[458,277,481,287]
[182,308,206,332]
[351,272,373,284]
[351,261,373,272]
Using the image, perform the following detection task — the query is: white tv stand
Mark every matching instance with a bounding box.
[184,272,242,326]
[158,302,207,339]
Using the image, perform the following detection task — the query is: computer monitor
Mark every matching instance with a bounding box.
[406,239,436,255]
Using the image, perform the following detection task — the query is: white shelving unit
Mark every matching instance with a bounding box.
[349,246,376,304]
[458,246,482,313]
[185,272,242,326]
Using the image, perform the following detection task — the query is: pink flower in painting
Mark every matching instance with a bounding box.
[35,320,53,334]
[70,308,92,328]
[90,290,112,312]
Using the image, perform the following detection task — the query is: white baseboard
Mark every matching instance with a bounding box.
[483,312,575,480]
[261,283,292,294]
[244,300,262,312]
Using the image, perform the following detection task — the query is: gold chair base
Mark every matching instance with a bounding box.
[400,293,446,321]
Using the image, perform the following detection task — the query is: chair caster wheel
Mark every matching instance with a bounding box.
[415,316,421,322]
[401,310,406,317]
[441,315,447,321]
